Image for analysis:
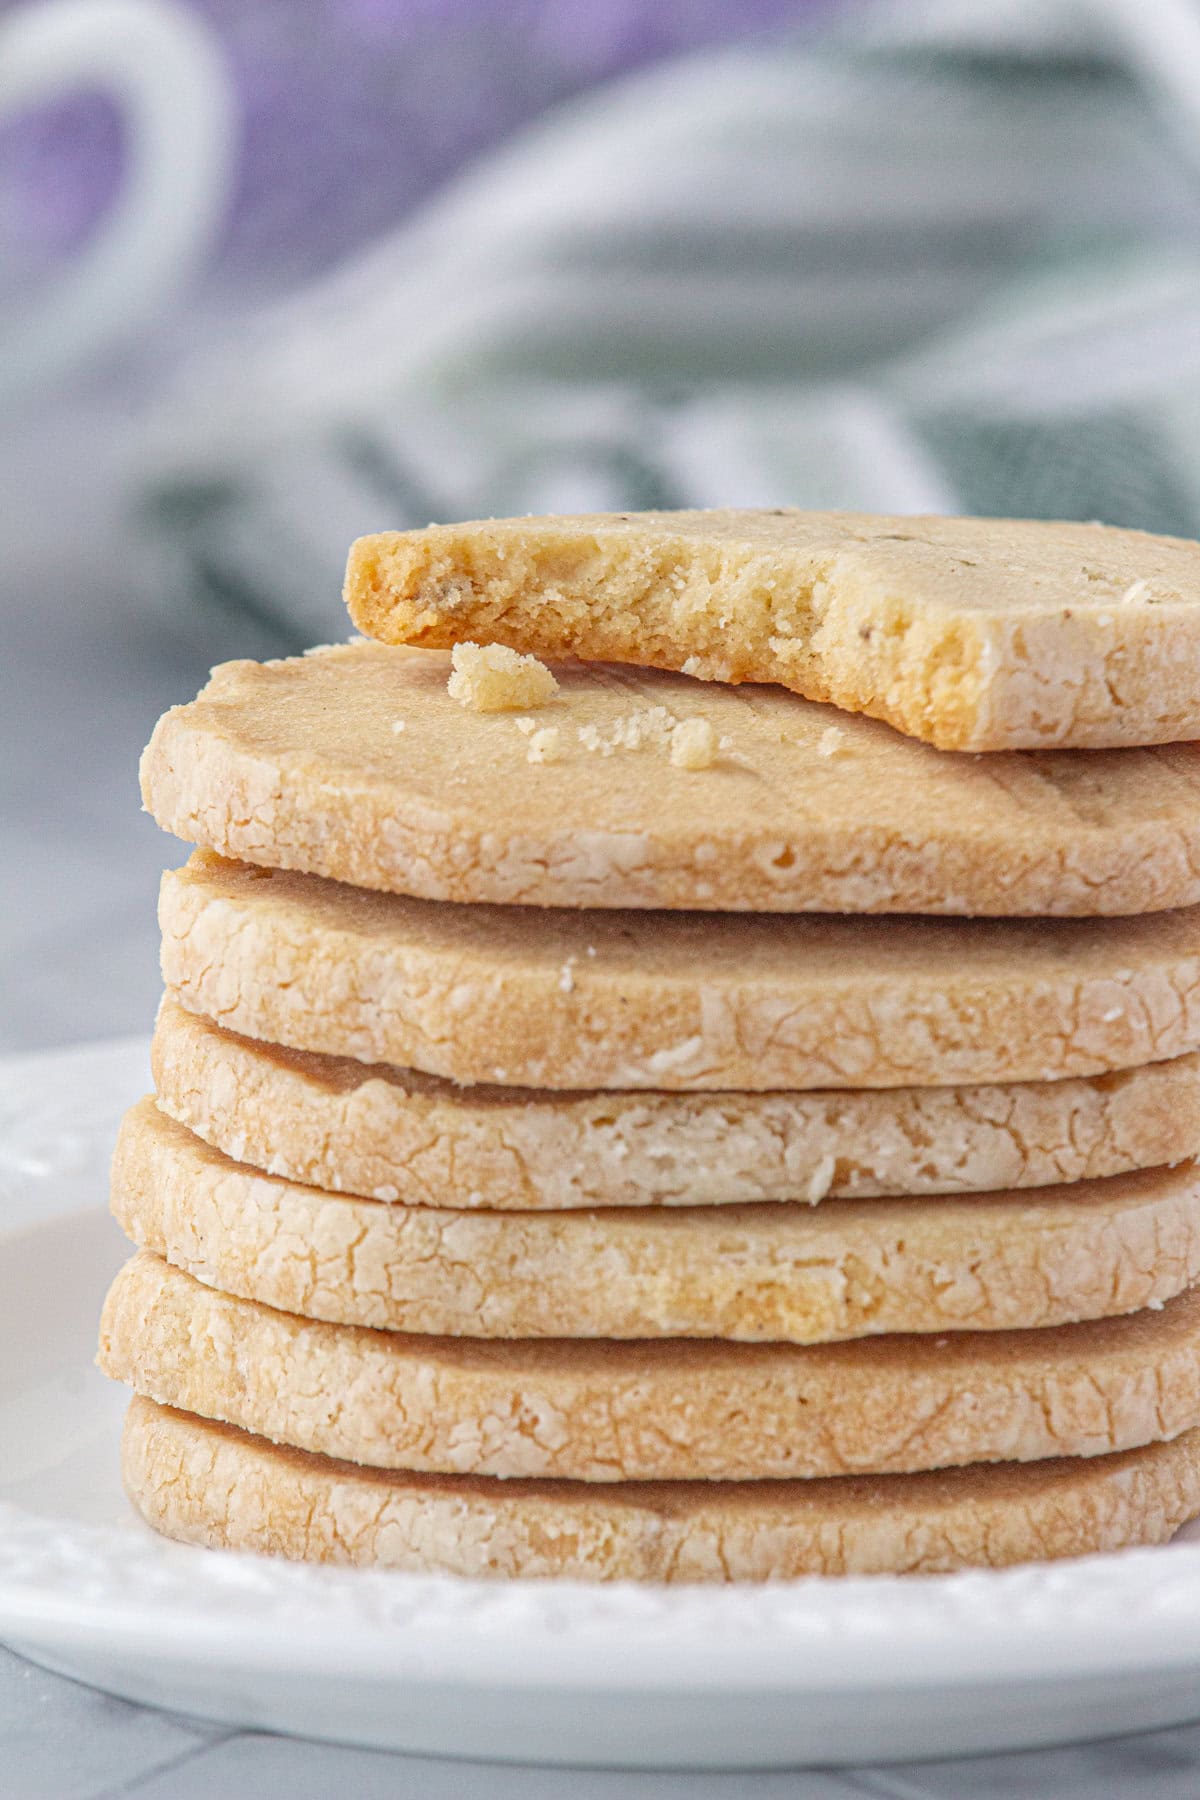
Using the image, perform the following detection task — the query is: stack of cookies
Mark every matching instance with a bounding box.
[100,508,1200,1581]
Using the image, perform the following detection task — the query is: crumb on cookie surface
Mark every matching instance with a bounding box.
[527,726,561,764]
[670,717,719,770]
[579,706,678,756]
[447,642,559,712]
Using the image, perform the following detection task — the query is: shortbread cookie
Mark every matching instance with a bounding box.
[139,643,1200,916]
[159,852,1200,1089]
[111,1101,1200,1341]
[101,1252,1200,1482]
[152,1001,1200,1207]
[345,510,1200,752]
[122,1399,1200,1579]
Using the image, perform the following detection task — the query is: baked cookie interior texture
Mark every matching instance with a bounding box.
[345,510,1200,751]
[103,506,1200,1581]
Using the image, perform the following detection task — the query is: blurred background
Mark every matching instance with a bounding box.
[5,0,1200,1050]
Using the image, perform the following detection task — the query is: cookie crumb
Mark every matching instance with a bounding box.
[514,717,538,736]
[669,717,719,770]
[1122,579,1151,605]
[682,654,732,681]
[617,707,676,752]
[447,642,559,712]
[527,726,561,764]
[806,1155,837,1203]
[579,707,679,756]
[390,719,406,734]
[817,726,845,758]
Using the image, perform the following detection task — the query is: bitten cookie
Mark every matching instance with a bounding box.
[345,509,1200,752]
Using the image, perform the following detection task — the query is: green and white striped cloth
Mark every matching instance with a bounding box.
[138,0,1200,649]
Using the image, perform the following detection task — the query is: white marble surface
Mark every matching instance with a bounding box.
[6,424,1200,1795]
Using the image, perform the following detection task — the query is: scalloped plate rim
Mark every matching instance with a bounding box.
[9,1522,1200,1696]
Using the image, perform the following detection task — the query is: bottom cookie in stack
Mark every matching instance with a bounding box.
[121,1398,1200,1583]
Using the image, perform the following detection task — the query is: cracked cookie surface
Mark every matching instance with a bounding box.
[160,851,1200,1090]
[150,1000,1200,1208]
[111,1101,1200,1342]
[101,1251,1200,1482]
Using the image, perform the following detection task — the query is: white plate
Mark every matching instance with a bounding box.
[6,1039,1200,1769]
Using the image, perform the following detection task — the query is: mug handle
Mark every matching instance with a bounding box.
[0,0,236,398]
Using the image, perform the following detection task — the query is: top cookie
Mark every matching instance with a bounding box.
[141,642,1200,915]
[345,509,1200,752]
